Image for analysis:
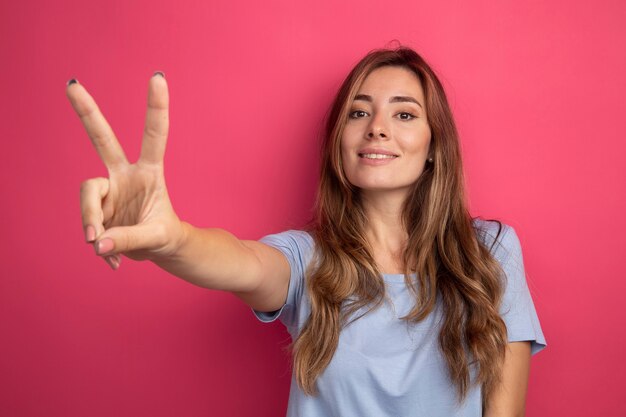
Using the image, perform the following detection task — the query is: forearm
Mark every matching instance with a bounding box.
[153,221,260,293]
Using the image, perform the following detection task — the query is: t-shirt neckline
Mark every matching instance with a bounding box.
[382,272,417,283]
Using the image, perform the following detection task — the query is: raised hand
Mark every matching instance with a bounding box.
[67,73,185,270]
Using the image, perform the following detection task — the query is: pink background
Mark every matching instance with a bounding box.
[1,0,625,415]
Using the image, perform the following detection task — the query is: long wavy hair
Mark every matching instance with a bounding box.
[292,46,509,405]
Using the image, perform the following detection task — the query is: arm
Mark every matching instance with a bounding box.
[483,341,532,417]
[154,222,291,312]
[481,223,547,416]
[68,74,290,313]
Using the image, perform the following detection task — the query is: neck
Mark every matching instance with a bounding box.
[360,189,408,271]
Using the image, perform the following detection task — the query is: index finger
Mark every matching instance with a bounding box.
[66,80,129,169]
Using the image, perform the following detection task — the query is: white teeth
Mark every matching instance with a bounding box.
[360,153,397,159]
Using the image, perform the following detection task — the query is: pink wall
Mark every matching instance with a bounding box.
[1,0,625,415]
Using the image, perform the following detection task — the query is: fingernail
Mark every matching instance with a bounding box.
[104,256,118,270]
[95,238,114,255]
[67,79,78,86]
[153,71,165,78]
[85,225,96,242]
[110,256,120,270]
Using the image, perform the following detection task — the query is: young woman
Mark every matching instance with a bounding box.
[68,46,546,416]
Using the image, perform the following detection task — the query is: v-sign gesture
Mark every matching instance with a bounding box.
[67,73,185,270]
[67,72,289,312]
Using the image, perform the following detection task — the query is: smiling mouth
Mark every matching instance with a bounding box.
[358,153,399,159]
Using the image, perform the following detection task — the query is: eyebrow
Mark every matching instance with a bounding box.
[354,94,423,109]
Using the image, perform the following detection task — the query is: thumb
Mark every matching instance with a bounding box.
[94,223,165,256]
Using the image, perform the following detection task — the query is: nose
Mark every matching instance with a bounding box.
[367,129,387,139]
[366,113,388,140]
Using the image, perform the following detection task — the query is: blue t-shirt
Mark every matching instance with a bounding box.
[253,219,547,416]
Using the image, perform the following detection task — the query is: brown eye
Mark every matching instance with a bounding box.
[349,110,368,119]
[398,112,416,120]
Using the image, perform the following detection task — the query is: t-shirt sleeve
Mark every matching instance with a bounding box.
[250,230,314,331]
[489,223,547,355]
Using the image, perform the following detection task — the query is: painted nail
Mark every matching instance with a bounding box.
[66,79,78,86]
[110,256,120,270]
[85,225,96,242]
[153,71,165,78]
[95,238,114,255]
[104,256,117,270]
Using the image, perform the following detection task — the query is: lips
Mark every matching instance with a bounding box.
[357,148,399,159]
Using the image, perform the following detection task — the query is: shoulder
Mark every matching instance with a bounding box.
[471,217,522,265]
[259,229,315,252]
[259,229,316,271]
[254,230,316,328]
[472,219,548,354]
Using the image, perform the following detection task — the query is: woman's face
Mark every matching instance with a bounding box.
[340,66,432,199]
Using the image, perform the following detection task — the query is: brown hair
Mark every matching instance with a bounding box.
[293,46,508,405]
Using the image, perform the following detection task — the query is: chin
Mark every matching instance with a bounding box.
[351,181,414,193]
